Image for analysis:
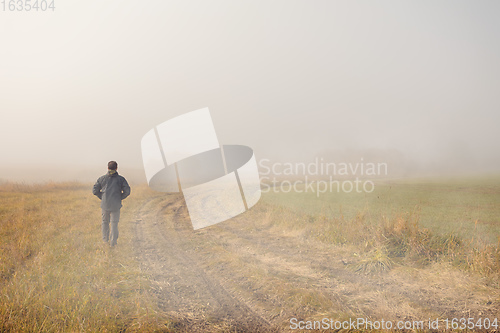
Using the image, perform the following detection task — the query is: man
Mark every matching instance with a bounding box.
[92,161,131,247]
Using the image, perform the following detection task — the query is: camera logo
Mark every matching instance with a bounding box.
[141,108,261,230]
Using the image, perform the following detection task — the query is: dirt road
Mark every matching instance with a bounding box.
[131,194,499,332]
[132,194,273,332]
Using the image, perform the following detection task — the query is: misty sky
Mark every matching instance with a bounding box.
[1,1,499,181]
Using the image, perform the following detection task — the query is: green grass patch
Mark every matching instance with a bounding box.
[262,176,500,244]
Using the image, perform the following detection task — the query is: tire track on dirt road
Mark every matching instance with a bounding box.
[132,194,273,332]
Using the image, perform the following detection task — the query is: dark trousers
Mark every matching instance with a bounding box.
[102,209,120,246]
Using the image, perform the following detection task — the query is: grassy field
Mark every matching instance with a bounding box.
[0,178,499,332]
[263,176,500,244]
[0,183,164,332]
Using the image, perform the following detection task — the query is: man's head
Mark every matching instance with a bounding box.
[108,161,118,171]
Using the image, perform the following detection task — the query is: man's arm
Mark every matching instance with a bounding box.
[92,178,103,200]
[121,178,131,200]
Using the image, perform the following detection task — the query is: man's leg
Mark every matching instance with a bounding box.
[101,210,111,242]
[109,210,121,246]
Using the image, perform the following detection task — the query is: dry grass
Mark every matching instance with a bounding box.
[210,200,500,329]
[1,180,499,332]
[0,182,167,332]
[258,198,500,276]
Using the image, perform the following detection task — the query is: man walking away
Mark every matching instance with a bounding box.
[93,161,131,247]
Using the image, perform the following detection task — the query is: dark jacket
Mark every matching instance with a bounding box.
[93,171,131,211]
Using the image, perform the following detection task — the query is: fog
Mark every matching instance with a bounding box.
[1,1,499,182]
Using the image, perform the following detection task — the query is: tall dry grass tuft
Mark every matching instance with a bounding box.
[354,246,393,274]
[379,209,500,274]
[380,210,438,262]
